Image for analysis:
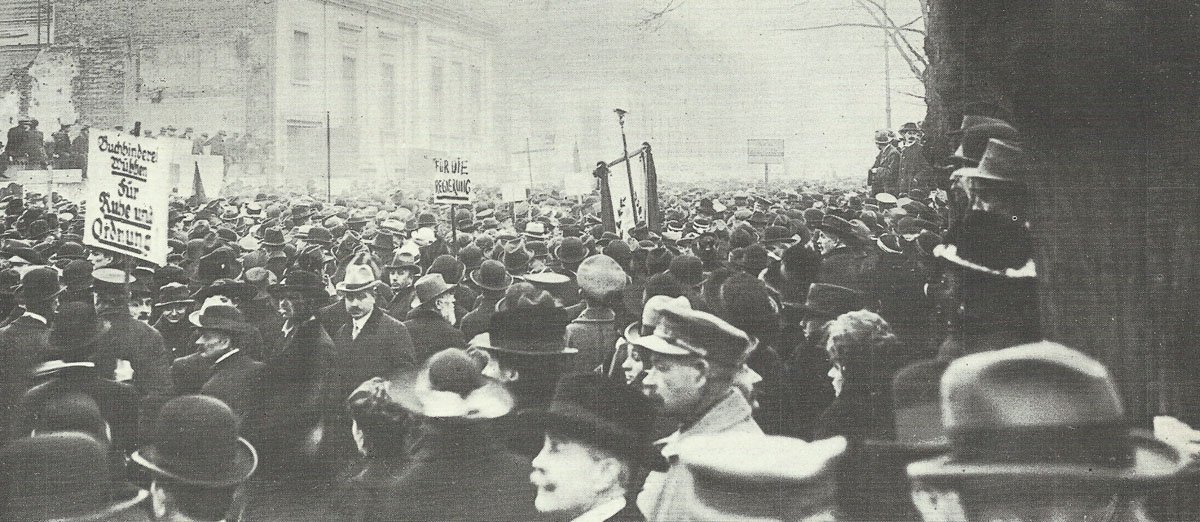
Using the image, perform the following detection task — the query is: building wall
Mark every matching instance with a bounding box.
[274,0,501,191]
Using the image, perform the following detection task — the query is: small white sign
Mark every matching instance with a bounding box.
[748,139,785,164]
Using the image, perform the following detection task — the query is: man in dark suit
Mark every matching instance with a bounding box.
[16,301,140,454]
[0,266,60,441]
[319,262,416,470]
[868,129,901,195]
[171,296,264,417]
[402,273,465,361]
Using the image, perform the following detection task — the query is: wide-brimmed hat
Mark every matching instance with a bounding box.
[523,221,549,240]
[522,373,658,466]
[267,270,328,299]
[874,129,893,144]
[385,251,423,275]
[951,138,1027,183]
[259,227,286,247]
[0,432,150,521]
[188,296,257,334]
[469,260,512,292]
[132,395,257,487]
[411,273,455,308]
[502,249,531,275]
[457,245,484,272]
[48,241,86,264]
[908,342,1185,486]
[946,115,1020,167]
[336,262,381,294]
[389,348,514,420]
[156,282,195,306]
[472,304,577,357]
[14,266,63,302]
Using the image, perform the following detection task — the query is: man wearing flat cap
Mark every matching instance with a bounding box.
[631,295,762,520]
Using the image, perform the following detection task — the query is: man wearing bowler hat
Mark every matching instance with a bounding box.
[869,129,901,195]
[0,266,60,440]
[908,342,1184,522]
[815,214,879,299]
[630,295,761,520]
[527,373,657,521]
[153,282,196,360]
[171,296,264,417]
[132,395,258,522]
[460,259,512,339]
[402,273,465,362]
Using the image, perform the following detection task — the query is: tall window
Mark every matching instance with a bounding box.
[381,62,397,129]
[342,55,357,123]
[431,58,444,136]
[291,31,310,81]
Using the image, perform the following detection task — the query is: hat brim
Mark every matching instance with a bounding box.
[469,269,512,292]
[907,433,1182,486]
[412,285,456,309]
[336,280,380,294]
[188,311,258,334]
[155,298,195,307]
[130,437,258,487]
[630,334,693,357]
[388,365,515,419]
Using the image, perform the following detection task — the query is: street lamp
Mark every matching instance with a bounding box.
[614,108,638,225]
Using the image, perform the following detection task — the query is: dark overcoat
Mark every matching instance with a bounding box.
[403,308,465,362]
[0,314,53,441]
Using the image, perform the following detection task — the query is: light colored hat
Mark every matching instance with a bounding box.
[412,227,436,246]
[336,262,380,294]
[575,254,628,298]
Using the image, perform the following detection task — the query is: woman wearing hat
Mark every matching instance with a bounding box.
[368,348,542,522]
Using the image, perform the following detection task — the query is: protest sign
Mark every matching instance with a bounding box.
[84,131,172,265]
[430,155,472,205]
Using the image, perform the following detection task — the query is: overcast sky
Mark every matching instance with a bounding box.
[480,0,927,184]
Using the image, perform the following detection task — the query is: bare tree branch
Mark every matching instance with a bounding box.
[898,15,923,29]
[898,90,926,100]
[857,0,928,69]
[777,23,924,34]
[635,0,687,32]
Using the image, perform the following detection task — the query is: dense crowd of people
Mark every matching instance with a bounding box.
[0,115,1196,521]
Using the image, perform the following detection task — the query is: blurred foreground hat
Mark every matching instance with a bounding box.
[389,348,513,419]
[0,432,149,521]
[522,373,658,467]
[629,295,754,367]
[131,395,257,487]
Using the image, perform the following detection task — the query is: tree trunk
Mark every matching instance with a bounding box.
[929,0,1200,424]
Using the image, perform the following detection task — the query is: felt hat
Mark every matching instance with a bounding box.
[410,273,455,309]
[48,241,86,263]
[336,262,381,294]
[131,395,257,487]
[523,221,549,240]
[259,227,287,247]
[389,348,514,419]
[668,254,705,287]
[522,373,659,466]
[416,212,437,229]
[155,282,195,306]
[457,245,484,271]
[61,259,93,292]
[908,342,1185,485]
[678,434,846,521]
[502,249,531,275]
[554,237,589,265]
[874,129,892,144]
[428,254,466,285]
[898,122,922,133]
[385,251,423,275]
[473,304,576,357]
[951,138,1027,183]
[189,296,257,335]
[890,359,951,449]
[629,295,755,367]
[946,114,1020,167]
[268,270,328,299]
[469,260,512,292]
[818,215,870,245]
[803,283,865,319]
[0,432,150,521]
[305,226,333,246]
[14,266,63,302]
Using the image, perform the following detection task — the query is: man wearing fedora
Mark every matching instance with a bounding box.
[320,261,416,470]
[907,343,1182,522]
[815,214,879,300]
[630,296,761,520]
[89,268,175,428]
[383,249,422,321]
[171,297,264,417]
[527,373,657,522]
[403,273,465,362]
[132,395,258,522]
[869,129,901,196]
[0,266,59,440]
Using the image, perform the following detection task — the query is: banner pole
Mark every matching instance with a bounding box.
[449,204,458,256]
